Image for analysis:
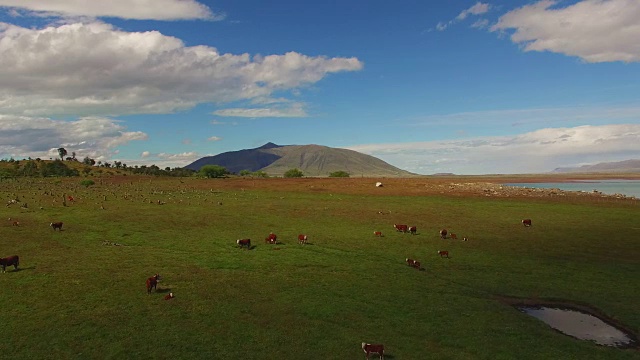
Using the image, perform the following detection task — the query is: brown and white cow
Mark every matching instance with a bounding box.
[0,255,19,272]
[237,238,251,249]
[265,232,277,244]
[408,226,417,235]
[12,221,19,227]
[50,222,63,231]
[522,219,532,227]
[394,224,408,233]
[450,233,457,240]
[373,231,383,237]
[439,229,448,239]
[298,234,308,244]
[146,274,160,294]
[164,292,174,300]
[438,250,449,258]
[406,258,420,270]
[362,343,385,359]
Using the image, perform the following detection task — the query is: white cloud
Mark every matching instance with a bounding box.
[0,0,220,21]
[207,136,222,141]
[347,124,640,175]
[213,103,308,118]
[0,115,147,160]
[491,0,640,63]
[436,2,490,31]
[141,151,150,158]
[0,22,363,117]
[123,151,201,168]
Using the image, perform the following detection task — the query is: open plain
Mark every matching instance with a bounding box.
[1,175,638,359]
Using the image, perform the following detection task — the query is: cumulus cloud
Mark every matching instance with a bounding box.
[0,115,147,161]
[436,2,490,31]
[347,124,640,174]
[213,102,308,118]
[124,151,201,168]
[0,22,363,117]
[0,0,220,21]
[491,0,640,63]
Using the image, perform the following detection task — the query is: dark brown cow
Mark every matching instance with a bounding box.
[373,231,383,237]
[522,219,532,227]
[50,222,63,231]
[12,221,19,226]
[146,274,160,294]
[298,234,308,244]
[237,238,251,249]
[408,226,417,235]
[440,229,448,239]
[362,343,385,359]
[0,255,19,272]
[438,250,449,258]
[394,224,408,233]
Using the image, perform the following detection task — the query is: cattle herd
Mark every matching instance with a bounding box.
[2,189,535,359]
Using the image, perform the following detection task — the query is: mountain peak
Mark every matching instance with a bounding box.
[257,142,280,149]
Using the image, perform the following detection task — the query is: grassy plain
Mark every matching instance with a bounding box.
[0,176,638,359]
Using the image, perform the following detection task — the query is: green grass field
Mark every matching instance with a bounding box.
[1,177,638,359]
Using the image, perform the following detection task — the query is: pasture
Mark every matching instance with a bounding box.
[1,176,638,359]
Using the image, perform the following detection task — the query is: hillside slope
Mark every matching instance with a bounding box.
[553,159,640,173]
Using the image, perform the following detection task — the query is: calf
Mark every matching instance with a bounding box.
[237,238,251,249]
[50,222,63,231]
[362,343,385,359]
[440,229,448,239]
[373,231,383,237]
[450,233,457,240]
[522,219,532,227]
[438,250,449,258]
[146,274,160,294]
[298,234,308,244]
[12,221,19,227]
[408,226,417,235]
[394,224,408,233]
[0,255,19,272]
[164,292,174,300]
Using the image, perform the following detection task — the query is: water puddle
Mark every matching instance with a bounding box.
[518,306,637,348]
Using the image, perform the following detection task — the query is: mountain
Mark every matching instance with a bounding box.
[185,143,415,177]
[552,159,640,173]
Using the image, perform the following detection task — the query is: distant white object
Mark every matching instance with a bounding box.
[376,182,383,187]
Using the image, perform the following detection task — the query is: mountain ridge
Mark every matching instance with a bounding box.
[552,159,640,173]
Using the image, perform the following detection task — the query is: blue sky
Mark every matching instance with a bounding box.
[0,0,638,174]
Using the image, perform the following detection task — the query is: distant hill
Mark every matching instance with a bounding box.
[552,159,640,173]
[185,143,415,177]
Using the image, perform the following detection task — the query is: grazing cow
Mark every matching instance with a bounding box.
[50,222,63,231]
[164,293,174,300]
[408,226,417,235]
[146,274,160,294]
[406,258,420,270]
[12,221,19,226]
[394,224,408,233]
[373,231,383,237]
[237,238,251,249]
[298,234,308,244]
[438,250,449,258]
[362,343,385,359]
[522,219,532,227]
[463,237,468,241]
[0,255,19,273]
[265,232,277,244]
[440,229,448,239]
[450,233,457,240]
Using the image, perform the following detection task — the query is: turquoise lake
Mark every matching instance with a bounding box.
[504,180,640,198]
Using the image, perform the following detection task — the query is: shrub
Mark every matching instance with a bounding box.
[329,170,350,178]
[284,168,304,178]
[199,165,229,178]
[80,179,95,187]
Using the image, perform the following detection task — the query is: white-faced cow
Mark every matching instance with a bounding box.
[265,232,277,244]
[237,238,251,249]
[522,219,532,227]
[450,233,457,240]
[0,255,19,272]
[394,224,408,233]
[406,258,420,270]
[438,250,449,258]
[362,343,385,359]
[439,229,448,239]
[146,274,161,294]
[373,231,383,237]
[298,234,308,244]
[408,226,417,235]
[50,222,63,231]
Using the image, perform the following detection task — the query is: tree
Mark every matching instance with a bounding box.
[199,165,228,178]
[40,160,79,177]
[57,147,68,161]
[252,171,269,178]
[239,169,251,177]
[329,170,350,178]
[284,168,304,178]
